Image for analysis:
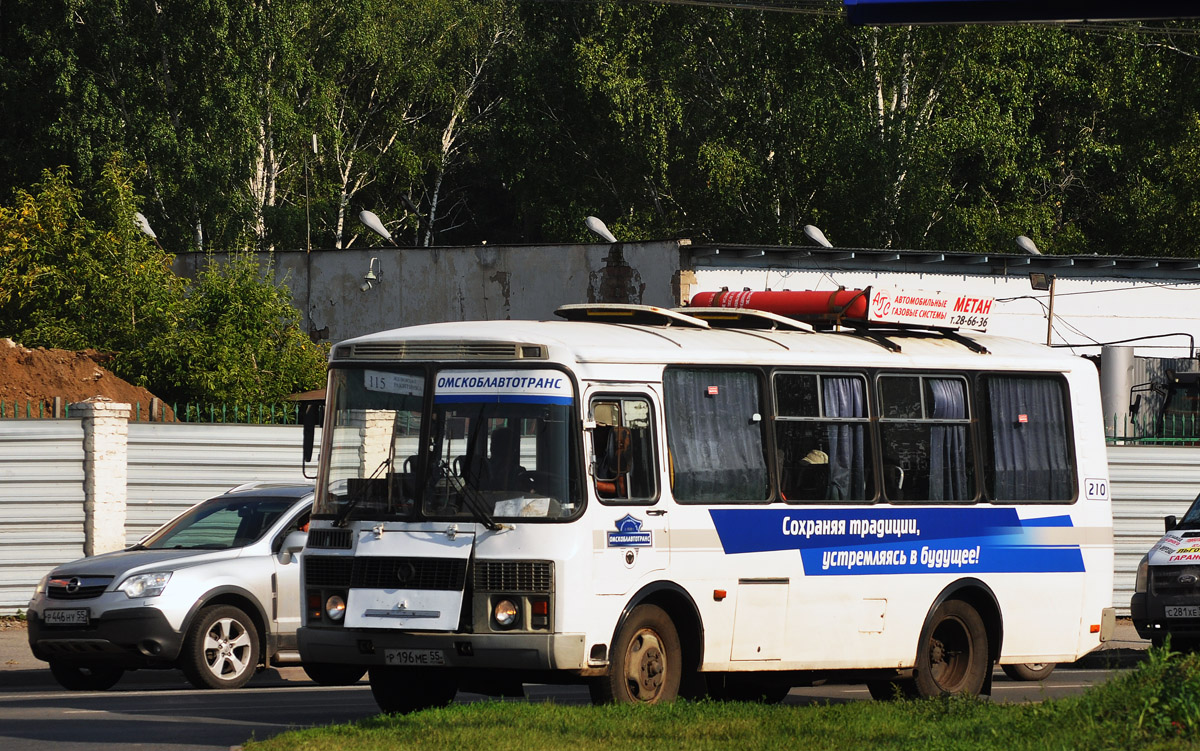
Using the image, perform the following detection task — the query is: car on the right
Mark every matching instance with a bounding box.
[1133,490,1200,649]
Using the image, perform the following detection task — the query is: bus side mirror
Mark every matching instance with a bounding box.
[302,404,318,464]
[1166,515,1178,533]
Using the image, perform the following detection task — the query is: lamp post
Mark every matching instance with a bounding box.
[1020,236,1055,346]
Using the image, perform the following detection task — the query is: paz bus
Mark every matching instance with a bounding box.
[296,288,1115,711]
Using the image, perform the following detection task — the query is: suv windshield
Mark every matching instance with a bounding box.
[140,496,301,550]
[316,366,581,522]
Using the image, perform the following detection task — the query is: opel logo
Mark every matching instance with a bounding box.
[394,562,416,585]
[66,577,82,594]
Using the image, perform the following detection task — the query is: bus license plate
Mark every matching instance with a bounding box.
[1166,606,1200,619]
[44,609,89,626]
[384,649,445,666]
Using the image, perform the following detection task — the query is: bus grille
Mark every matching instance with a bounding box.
[306,556,467,590]
[307,528,353,549]
[335,342,545,361]
[473,560,553,593]
[1152,566,1200,596]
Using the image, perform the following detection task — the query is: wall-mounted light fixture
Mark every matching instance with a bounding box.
[360,257,381,292]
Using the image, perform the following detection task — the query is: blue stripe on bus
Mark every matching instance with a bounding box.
[709,507,1086,575]
[433,395,574,405]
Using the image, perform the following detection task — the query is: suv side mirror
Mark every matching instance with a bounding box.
[280,530,308,565]
[1166,515,1179,533]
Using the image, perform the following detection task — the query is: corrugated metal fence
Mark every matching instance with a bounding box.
[125,423,318,544]
[2,421,1199,616]
[0,421,86,615]
[0,421,314,614]
[1108,445,1200,614]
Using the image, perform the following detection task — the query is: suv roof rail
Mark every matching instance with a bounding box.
[226,481,312,494]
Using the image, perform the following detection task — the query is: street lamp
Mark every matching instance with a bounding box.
[1020,237,1055,346]
[803,224,833,248]
[585,216,617,244]
[359,210,394,245]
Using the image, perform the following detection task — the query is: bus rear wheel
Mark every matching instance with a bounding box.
[590,604,682,705]
[913,600,989,698]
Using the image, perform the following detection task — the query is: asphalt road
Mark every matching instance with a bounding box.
[0,619,1152,751]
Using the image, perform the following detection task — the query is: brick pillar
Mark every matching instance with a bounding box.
[73,397,131,556]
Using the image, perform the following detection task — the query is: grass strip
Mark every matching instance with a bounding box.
[246,647,1200,751]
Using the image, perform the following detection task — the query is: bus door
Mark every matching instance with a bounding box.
[588,391,669,595]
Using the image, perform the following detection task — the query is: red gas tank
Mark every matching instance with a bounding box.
[688,289,870,321]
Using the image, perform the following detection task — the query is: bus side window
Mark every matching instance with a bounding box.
[592,397,658,503]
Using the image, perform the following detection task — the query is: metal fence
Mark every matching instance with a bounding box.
[0,421,316,614]
[0,421,86,614]
[1107,412,1200,445]
[0,399,307,424]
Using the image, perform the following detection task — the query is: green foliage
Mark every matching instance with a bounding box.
[0,162,326,405]
[4,4,1200,254]
[0,157,182,363]
[139,252,328,404]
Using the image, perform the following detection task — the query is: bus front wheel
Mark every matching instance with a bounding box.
[590,604,682,705]
[913,599,989,698]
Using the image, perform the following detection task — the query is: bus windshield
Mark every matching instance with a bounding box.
[315,366,581,522]
[316,367,426,521]
[422,369,580,522]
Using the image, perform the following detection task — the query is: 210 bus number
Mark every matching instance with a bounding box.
[1085,478,1108,501]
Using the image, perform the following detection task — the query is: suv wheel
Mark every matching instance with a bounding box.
[49,661,124,691]
[180,605,261,689]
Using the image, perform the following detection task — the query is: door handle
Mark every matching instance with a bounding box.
[646,509,667,516]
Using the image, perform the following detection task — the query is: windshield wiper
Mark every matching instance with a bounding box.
[438,460,501,531]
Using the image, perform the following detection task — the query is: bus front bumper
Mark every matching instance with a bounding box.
[298,627,590,673]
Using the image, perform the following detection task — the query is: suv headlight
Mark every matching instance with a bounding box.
[32,574,50,597]
[1135,555,1150,594]
[117,572,172,598]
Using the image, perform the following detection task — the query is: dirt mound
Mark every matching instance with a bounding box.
[0,339,173,420]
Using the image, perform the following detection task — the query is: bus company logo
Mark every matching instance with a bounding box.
[607,514,653,548]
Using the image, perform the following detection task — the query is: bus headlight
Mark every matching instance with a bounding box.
[325,595,347,622]
[1135,555,1150,594]
[493,599,519,629]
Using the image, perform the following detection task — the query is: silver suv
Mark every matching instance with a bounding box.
[26,482,365,690]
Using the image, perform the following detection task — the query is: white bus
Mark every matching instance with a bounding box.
[297,291,1115,711]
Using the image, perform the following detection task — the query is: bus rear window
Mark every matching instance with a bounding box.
[982,375,1075,502]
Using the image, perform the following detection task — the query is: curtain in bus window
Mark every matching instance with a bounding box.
[928,378,969,501]
[824,377,869,501]
[664,369,769,503]
[987,376,1073,501]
